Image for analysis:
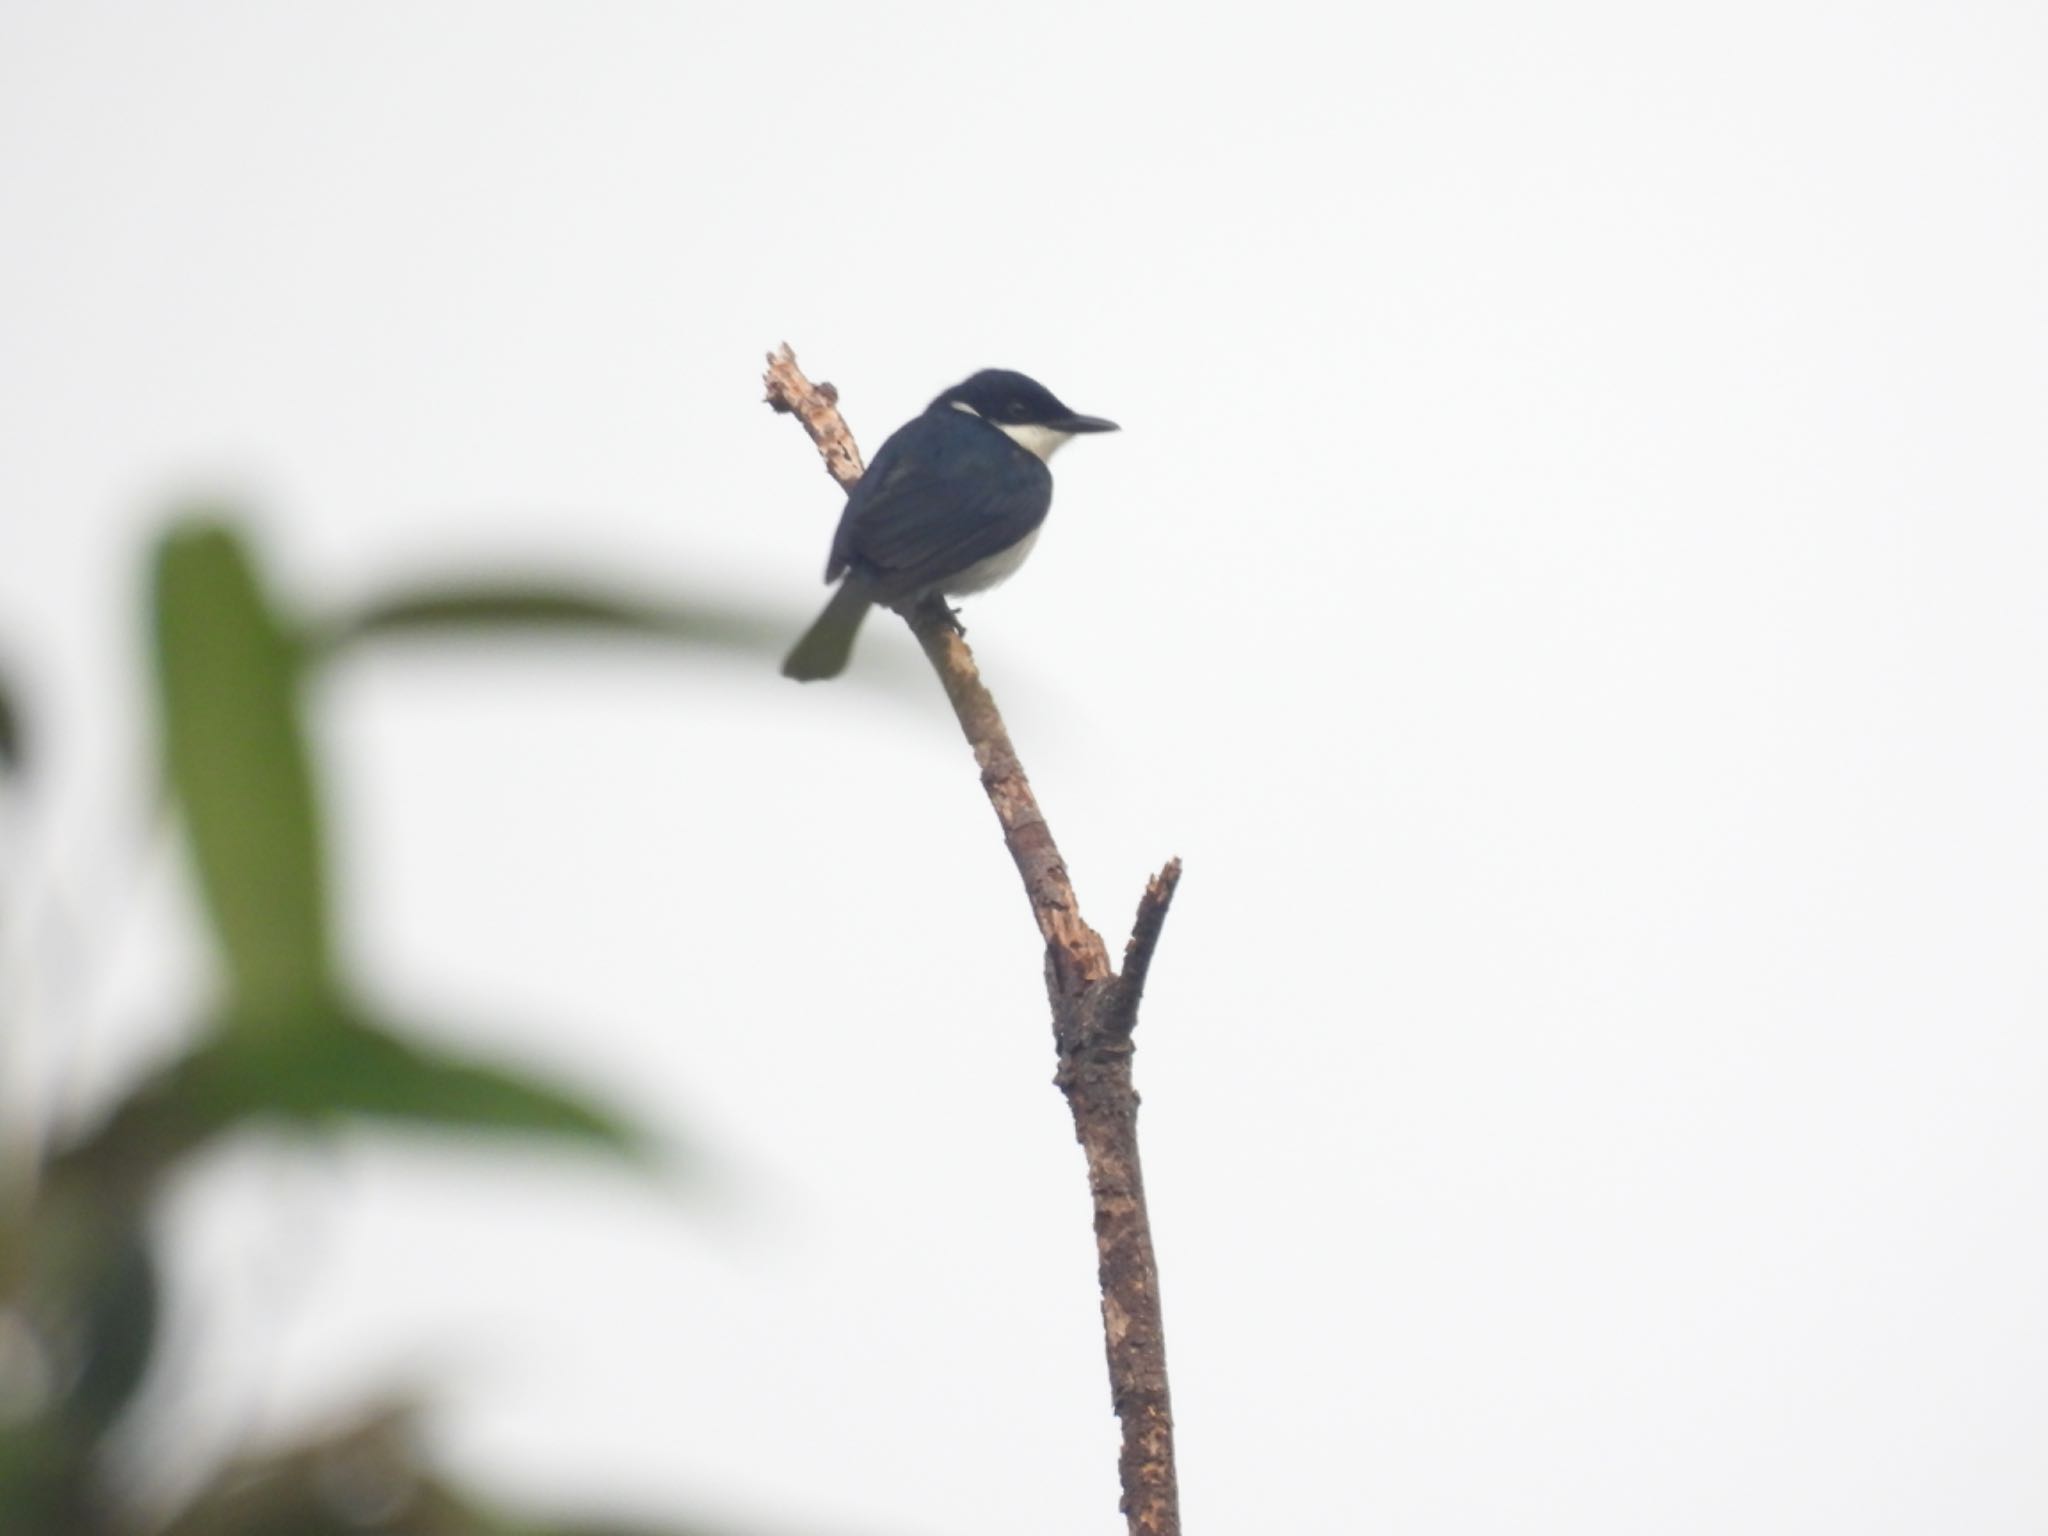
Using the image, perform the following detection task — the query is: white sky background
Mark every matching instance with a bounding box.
[4,3,2048,1532]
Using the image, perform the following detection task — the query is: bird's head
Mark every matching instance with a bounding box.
[933,369,1120,460]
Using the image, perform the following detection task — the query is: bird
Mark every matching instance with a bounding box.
[782,368,1119,681]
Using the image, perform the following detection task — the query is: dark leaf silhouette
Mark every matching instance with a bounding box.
[64,1223,159,1432]
[0,661,23,777]
[320,582,790,656]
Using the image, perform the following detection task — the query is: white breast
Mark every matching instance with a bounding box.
[942,526,1043,595]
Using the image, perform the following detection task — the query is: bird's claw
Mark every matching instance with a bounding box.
[913,594,967,636]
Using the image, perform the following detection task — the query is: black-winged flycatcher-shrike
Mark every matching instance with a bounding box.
[783,369,1118,681]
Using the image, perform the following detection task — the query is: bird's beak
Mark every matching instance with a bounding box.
[1052,413,1120,434]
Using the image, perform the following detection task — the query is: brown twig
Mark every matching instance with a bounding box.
[764,342,865,492]
[764,344,1185,1536]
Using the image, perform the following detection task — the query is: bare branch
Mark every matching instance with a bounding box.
[906,606,1116,989]
[763,343,864,492]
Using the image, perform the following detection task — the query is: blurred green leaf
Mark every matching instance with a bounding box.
[151,518,333,1015]
[46,1003,647,1216]
[175,1006,645,1156]
[317,583,790,655]
[0,660,23,777]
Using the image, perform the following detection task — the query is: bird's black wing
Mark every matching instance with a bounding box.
[827,410,1052,603]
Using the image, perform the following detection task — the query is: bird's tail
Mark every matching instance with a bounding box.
[782,580,874,681]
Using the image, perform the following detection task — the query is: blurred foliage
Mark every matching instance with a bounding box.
[0,513,802,1535]
[0,659,23,777]
[153,1403,722,1536]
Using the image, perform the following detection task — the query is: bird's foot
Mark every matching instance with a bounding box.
[913,594,967,636]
